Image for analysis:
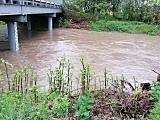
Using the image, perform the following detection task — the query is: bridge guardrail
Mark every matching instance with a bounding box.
[0,0,62,9]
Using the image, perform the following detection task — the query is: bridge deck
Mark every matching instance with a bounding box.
[0,0,62,16]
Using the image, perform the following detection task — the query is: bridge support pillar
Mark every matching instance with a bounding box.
[7,22,19,51]
[47,16,52,31]
[27,16,31,30]
[5,23,8,36]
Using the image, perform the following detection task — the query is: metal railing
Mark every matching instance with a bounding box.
[0,0,62,8]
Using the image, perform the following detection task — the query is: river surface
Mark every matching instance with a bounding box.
[0,25,160,90]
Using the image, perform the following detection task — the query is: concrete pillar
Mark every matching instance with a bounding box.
[5,23,8,36]
[48,16,52,31]
[14,22,19,51]
[7,22,19,51]
[27,16,31,30]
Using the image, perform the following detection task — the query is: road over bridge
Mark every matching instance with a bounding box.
[0,0,63,51]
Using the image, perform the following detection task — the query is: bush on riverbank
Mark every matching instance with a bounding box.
[0,56,159,119]
[89,20,159,35]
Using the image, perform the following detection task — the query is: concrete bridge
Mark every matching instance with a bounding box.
[0,0,63,51]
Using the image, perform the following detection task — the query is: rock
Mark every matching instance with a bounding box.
[140,82,151,91]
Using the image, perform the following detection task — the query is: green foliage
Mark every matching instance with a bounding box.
[78,55,94,93]
[58,17,71,28]
[58,17,63,27]
[0,59,52,119]
[63,19,71,28]
[47,55,74,95]
[0,56,160,120]
[150,81,160,103]
[52,96,70,117]
[131,24,159,35]
[148,81,160,120]
[149,99,160,120]
[0,21,5,25]
[90,20,159,35]
[89,19,106,31]
[0,59,38,100]
[29,103,52,120]
[0,92,52,120]
[66,0,160,25]
[106,21,133,32]
[72,91,93,120]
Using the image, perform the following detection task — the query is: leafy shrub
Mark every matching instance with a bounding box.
[52,96,70,117]
[149,81,160,103]
[0,92,52,120]
[72,91,93,120]
[0,92,31,119]
[148,81,160,120]
[149,99,160,120]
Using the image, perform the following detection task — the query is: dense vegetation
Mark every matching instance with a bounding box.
[65,0,160,24]
[1,56,160,119]
[61,0,160,35]
[90,20,159,35]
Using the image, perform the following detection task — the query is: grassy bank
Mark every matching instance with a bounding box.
[61,6,160,36]
[89,20,160,35]
[0,56,160,119]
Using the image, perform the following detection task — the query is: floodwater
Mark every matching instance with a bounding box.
[0,25,160,89]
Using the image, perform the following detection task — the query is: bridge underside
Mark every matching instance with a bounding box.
[0,5,62,16]
[0,2,62,51]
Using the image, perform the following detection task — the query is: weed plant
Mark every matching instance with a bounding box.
[51,95,70,117]
[47,55,74,96]
[79,54,93,93]
[72,90,93,120]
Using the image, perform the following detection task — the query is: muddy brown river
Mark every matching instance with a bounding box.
[0,25,160,89]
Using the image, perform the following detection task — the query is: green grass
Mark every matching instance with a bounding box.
[89,20,159,35]
[0,91,72,120]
